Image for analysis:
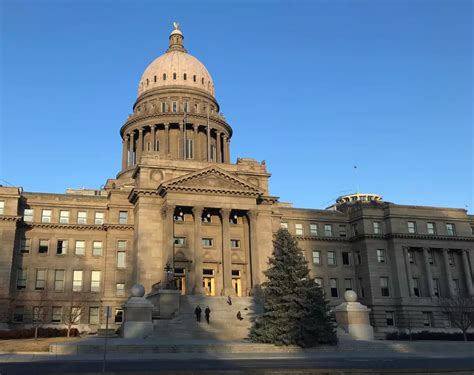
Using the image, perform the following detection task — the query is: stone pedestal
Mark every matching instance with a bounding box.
[122,284,154,338]
[155,289,180,319]
[333,290,374,341]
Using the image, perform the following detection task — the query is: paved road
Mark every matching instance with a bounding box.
[1,355,474,375]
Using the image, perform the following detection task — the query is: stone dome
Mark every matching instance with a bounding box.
[138,24,215,98]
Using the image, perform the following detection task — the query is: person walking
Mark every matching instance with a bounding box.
[204,306,211,324]
[194,305,202,322]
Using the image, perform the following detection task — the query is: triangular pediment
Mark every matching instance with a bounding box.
[158,166,262,197]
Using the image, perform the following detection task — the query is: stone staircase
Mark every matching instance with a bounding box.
[152,295,263,341]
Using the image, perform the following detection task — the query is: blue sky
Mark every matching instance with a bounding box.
[1,0,472,211]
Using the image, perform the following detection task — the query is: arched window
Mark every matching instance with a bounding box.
[201,77,204,84]
[173,73,177,80]
[154,75,157,83]
[183,73,187,80]
[193,75,196,82]
[146,78,149,85]
[163,73,166,80]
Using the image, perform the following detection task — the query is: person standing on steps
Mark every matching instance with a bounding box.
[204,306,211,324]
[194,305,202,322]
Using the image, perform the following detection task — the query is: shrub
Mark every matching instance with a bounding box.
[0,327,79,339]
[386,331,474,341]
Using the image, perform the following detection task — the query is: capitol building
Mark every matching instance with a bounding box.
[0,24,473,335]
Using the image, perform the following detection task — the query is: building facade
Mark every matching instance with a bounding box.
[1,25,473,334]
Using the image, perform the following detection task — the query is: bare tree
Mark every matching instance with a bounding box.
[32,291,49,340]
[63,296,88,338]
[440,296,474,341]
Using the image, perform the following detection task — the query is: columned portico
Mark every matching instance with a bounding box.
[461,249,474,296]
[220,208,233,296]
[192,206,205,294]
[422,247,435,297]
[442,248,455,298]
[402,246,415,296]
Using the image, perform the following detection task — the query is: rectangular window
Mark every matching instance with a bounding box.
[380,277,390,297]
[77,211,87,224]
[174,237,186,245]
[59,210,70,224]
[422,312,433,327]
[355,251,362,265]
[342,252,351,265]
[427,249,434,265]
[13,306,24,322]
[358,278,365,298]
[315,278,323,288]
[24,208,34,222]
[33,306,44,323]
[73,270,83,292]
[445,223,455,236]
[54,270,65,291]
[408,249,416,264]
[91,271,101,292]
[183,101,188,112]
[70,307,82,323]
[117,248,126,269]
[327,251,336,266]
[229,216,238,224]
[330,278,339,298]
[448,251,455,266]
[202,238,213,247]
[210,145,217,162]
[426,222,436,235]
[0,201,4,214]
[16,269,27,290]
[295,223,303,235]
[312,250,321,265]
[185,139,194,159]
[75,240,85,256]
[119,211,128,224]
[373,221,382,234]
[35,269,46,290]
[352,223,359,236]
[433,278,440,298]
[377,249,385,263]
[344,278,353,291]
[161,102,166,112]
[407,221,417,234]
[339,225,347,237]
[56,240,68,255]
[280,222,288,229]
[453,279,460,296]
[115,308,123,323]
[39,239,49,254]
[20,238,31,254]
[230,239,240,248]
[386,311,395,326]
[92,241,103,256]
[309,224,318,235]
[89,307,100,325]
[116,283,125,297]
[324,224,333,237]
[41,209,52,223]
[413,278,421,297]
[172,101,177,112]
[52,307,62,323]
[94,212,104,225]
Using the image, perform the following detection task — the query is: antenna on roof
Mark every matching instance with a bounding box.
[353,165,360,194]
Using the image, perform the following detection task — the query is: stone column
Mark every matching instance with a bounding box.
[129,131,135,166]
[137,128,144,162]
[122,135,128,169]
[247,210,260,289]
[162,205,175,277]
[216,132,222,163]
[402,246,415,297]
[207,126,211,162]
[442,248,455,298]
[220,208,233,296]
[192,206,205,294]
[194,125,199,161]
[422,247,435,297]
[182,122,186,159]
[152,125,156,151]
[164,123,170,156]
[461,249,474,297]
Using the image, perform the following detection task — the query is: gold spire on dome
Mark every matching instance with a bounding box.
[167,21,187,53]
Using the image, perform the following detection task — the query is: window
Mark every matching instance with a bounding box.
[312,250,321,265]
[41,209,52,223]
[230,239,240,248]
[0,201,4,214]
[162,73,166,81]
[203,269,214,276]
[344,278,353,291]
[386,311,395,326]
[377,249,385,263]
[357,278,365,298]
[77,211,87,224]
[116,283,125,297]
[327,251,336,266]
[330,278,339,297]
[183,73,187,81]
[92,241,103,256]
[174,213,184,221]
[20,239,31,254]
[54,270,65,291]
[280,222,288,229]
[155,139,160,151]
[355,251,362,265]
[173,72,177,80]
[210,145,216,162]
[91,271,101,292]
[75,240,85,256]
[295,223,303,235]
[183,101,188,112]
[185,139,194,159]
[408,249,416,264]
[407,221,417,234]
[193,75,196,82]
[52,307,62,323]
[172,101,177,112]
[35,269,46,290]
[380,277,390,297]
[73,270,83,292]
[24,208,34,222]
[59,210,70,224]
[373,221,382,234]
[119,211,128,224]
[342,252,351,265]
[161,102,166,112]
[453,279,460,296]
[315,278,323,288]
[117,242,126,269]
[115,308,123,323]
[71,307,82,323]
[89,307,100,325]
[426,222,436,235]
[95,212,104,225]
[13,306,24,322]
[231,270,240,277]
[56,240,68,255]
[339,225,347,237]
[445,223,455,236]
[352,223,359,236]
[202,212,212,223]
[309,224,318,235]
[448,251,455,266]
[33,307,44,323]
[174,237,186,245]
[16,269,27,290]
[433,278,440,298]
[324,224,333,237]
[202,238,213,247]
[427,249,434,265]
[422,312,433,327]
[413,278,421,297]
[229,216,238,225]
[38,239,49,254]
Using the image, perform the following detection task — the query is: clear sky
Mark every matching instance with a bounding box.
[1,0,472,211]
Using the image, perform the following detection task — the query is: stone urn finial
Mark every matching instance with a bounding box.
[344,290,358,303]
[131,284,145,298]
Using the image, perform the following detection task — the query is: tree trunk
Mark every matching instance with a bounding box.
[67,326,71,338]
[35,326,38,340]
[463,330,467,342]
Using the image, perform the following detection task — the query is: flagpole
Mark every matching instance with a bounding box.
[207,106,211,162]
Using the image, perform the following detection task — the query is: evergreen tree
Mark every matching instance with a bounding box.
[250,228,337,347]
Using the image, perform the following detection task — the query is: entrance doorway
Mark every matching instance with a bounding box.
[232,270,242,297]
[174,268,186,295]
[203,269,215,296]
